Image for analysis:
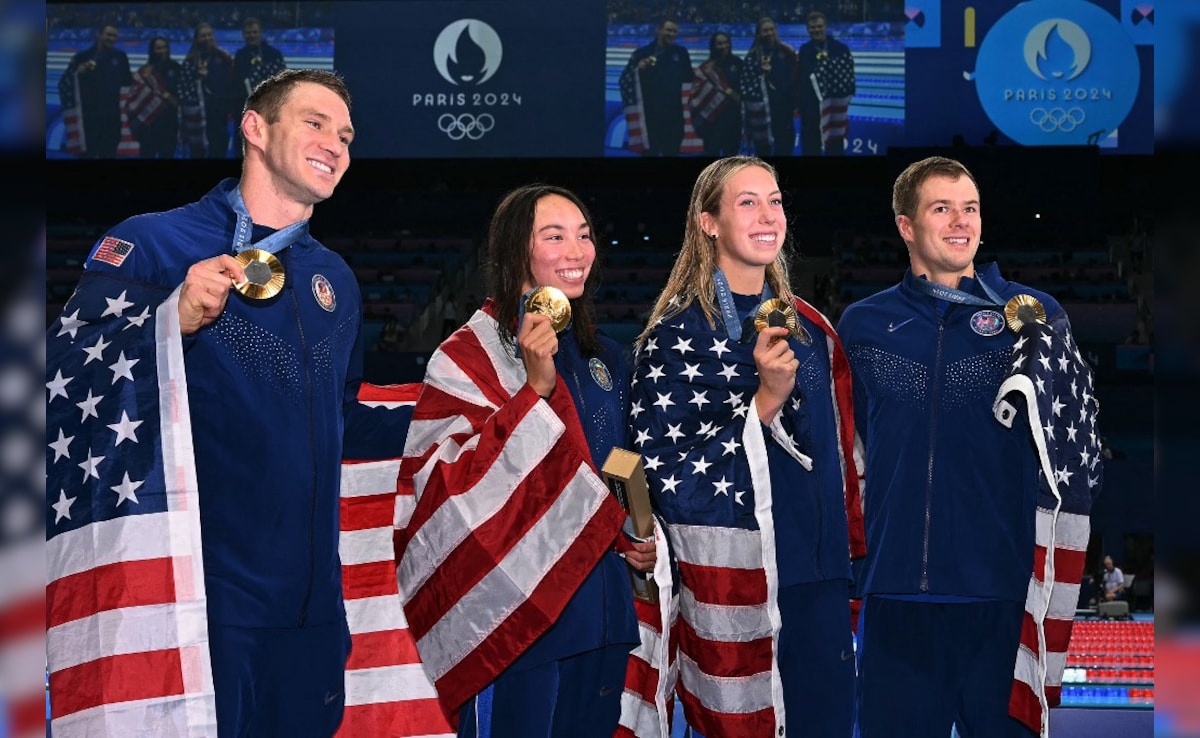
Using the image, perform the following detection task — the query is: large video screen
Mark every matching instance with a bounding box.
[46,2,334,159]
[46,0,1154,159]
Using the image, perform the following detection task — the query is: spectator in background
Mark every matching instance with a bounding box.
[689,31,743,157]
[620,18,693,156]
[233,17,287,154]
[378,315,405,352]
[796,10,856,156]
[131,37,182,159]
[180,21,235,158]
[1102,556,1126,601]
[741,16,797,156]
[58,22,133,158]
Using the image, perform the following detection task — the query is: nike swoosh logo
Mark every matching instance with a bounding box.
[887,318,914,332]
[324,690,342,705]
[599,686,618,697]
[841,649,854,661]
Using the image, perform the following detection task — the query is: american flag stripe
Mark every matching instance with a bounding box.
[677,679,774,737]
[49,600,207,672]
[61,70,86,155]
[617,524,678,738]
[819,95,851,144]
[47,557,179,626]
[397,305,625,715]
[117,86,142,157]
[620,60,648,153]
[680,84,704,155]
[47,511,184,580]
[338,382,455,738]
[126,72,166,131]
[689,67,730,127]
[677,561,767,605]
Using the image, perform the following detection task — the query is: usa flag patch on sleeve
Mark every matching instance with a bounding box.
[92,236,135,267]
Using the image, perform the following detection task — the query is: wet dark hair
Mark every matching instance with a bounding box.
[485,184,602,356]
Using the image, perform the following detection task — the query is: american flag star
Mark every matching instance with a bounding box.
[992,315,1104,736]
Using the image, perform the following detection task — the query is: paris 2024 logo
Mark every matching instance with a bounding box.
[971,0,1139,145]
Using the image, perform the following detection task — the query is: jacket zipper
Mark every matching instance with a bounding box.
[921,316,945,593]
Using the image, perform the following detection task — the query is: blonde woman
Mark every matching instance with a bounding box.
[630,156,863,737]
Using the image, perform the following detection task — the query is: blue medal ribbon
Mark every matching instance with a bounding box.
[714,269,774,341]
[908,270,1005,307]
[225,183,310,254]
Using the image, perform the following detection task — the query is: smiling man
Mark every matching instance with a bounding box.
[45,69,389,737]
[837,156,1102,737]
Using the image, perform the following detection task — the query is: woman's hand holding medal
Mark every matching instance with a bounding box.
[518,311,558,399]
[753,325,799,424]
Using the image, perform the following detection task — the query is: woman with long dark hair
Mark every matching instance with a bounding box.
[132,36,182,158]
[396,184,655,737]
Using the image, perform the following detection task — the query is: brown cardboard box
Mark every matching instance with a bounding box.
[602,447,658,604]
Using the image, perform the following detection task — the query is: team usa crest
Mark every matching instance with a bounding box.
[970,309,1005,336]
[589,358,613,391]
[312,274,336,312]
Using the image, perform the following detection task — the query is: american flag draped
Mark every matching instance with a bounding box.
[992,314,1103,737]
[177,63,208,153]
[239,49,286,98]
[47,275,450,736]
[629,296,863,737]
[125,67,169,134]
[810,50,855,150]
[739,52,777,152]
[616,522,679,738]
[58,72,140,157]
[338,382,455,738]
[47,273,216,735]
[396,305,627,719]
[619,61,648,154]
[688,64,733,134]
[619,52,702,155]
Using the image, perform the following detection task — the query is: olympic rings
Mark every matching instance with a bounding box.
[1029,107,1086,133]
[437,113,495,141]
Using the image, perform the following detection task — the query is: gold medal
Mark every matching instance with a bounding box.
[524,286,572,332]
[1004,294,1046,333]
[753,298,800,339]
[233,249,285,300]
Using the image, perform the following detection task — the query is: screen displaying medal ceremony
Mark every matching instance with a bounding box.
[47,0,1153,159]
